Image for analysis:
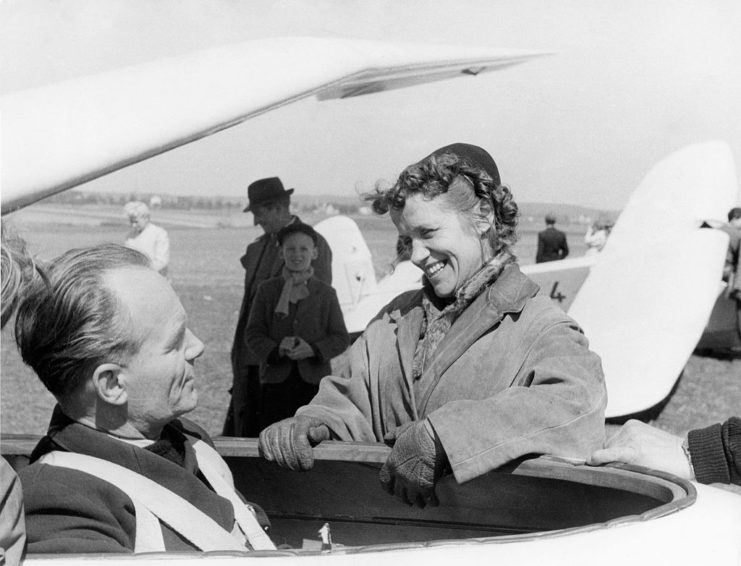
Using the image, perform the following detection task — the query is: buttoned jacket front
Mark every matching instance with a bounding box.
[245,276,349,384]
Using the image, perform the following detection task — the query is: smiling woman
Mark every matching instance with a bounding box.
[259,143,607,508]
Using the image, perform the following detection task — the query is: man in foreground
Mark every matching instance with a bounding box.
[16,244,274,554]
[226,177,332,437]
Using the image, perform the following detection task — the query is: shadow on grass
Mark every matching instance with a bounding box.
[606,372,683,426]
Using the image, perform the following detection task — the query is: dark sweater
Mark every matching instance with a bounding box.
[688,417,741,485]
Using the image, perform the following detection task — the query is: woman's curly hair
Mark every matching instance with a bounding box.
[365,150,519,256]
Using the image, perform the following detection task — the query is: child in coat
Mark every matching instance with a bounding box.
[245,223,350,430]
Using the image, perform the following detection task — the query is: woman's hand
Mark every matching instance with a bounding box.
[379,420,446,508]
[258,415,331,471]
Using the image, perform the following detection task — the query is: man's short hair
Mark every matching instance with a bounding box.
[15,244,151,398]
[277,222,318,246]
[729,207,741,221]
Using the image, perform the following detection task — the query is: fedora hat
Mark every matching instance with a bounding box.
[243,177,294,212]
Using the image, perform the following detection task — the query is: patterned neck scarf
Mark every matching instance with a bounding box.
[412,251,515,380]
[275,266,314,318]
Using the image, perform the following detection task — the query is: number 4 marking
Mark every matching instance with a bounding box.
[550,281,566,303]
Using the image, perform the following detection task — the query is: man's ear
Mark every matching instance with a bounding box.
[311,246,319,260]
[91,363,128,405]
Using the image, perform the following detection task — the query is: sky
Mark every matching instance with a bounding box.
[1,0,740,210]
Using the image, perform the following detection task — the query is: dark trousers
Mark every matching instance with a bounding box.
[258,364,319,431]
[222,364,261,438]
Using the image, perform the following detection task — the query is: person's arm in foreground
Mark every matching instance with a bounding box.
[589,417,741,486]
[425,320,606,486]
[0,460,26,564]
[20,464,135,554]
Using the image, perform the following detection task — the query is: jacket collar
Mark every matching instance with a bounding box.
[32,406,194,470]
[414,263,539,414]
[485,262,540,315]
[389,263,538,324]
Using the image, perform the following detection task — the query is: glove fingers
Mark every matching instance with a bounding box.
[427,488,439,508]
[292,419,315,471]
[258,427,274,461]
[277,420,299,469]
[378,463,395,495]
[394,481,415,507]
[412,489,428,509]
[259,418,324,471]
[307,424,330,445]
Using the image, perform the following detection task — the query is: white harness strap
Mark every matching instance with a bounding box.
[38,451,248,553]
[190,440,276,551]
[130,499,165,552]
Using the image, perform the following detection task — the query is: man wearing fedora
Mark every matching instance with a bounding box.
[225,177,332,437]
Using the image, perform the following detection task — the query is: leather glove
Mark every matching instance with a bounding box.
[286,337,314,360]
[258,415,331,471]
[378,419,446,508]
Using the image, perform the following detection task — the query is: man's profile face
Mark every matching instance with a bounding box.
[252,203,288,235]
[106,267,204,437]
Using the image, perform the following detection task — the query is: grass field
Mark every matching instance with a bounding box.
[2,205,739,439]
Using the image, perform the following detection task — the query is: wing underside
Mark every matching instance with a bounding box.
[0,37,546,213]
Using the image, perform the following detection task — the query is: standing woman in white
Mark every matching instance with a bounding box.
[124,201,170,276]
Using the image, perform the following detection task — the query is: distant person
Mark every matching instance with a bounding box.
[124,201,170,276]
[244,223,349,430]
[226,177,332,438]
[15,244,274,554]
[536,213,569,263]
[583,218,613,256]
[1,225,34,566]
[589,418,740,488]
[720,206,741,300]
[259,143,606,508]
